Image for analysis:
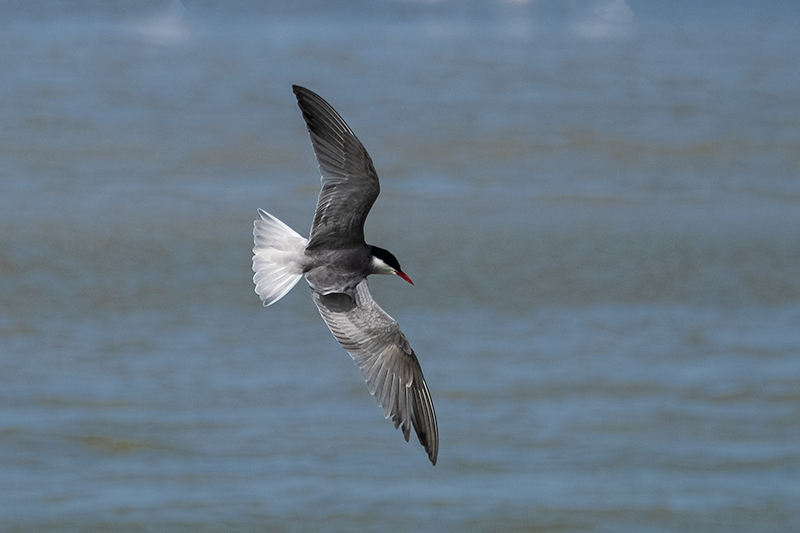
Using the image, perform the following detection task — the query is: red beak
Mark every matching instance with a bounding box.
[396,270,414,285]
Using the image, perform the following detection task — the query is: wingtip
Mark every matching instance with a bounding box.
[291,84,315,101]
[425,430,439,467]
[415,380,439,466]
[291,85,312,107]
[422,431,438,465]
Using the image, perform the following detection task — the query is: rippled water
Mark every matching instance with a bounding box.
[2,1,800,531]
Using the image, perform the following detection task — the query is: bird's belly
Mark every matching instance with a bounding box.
[303,247,370,295]
[304,264,364,296]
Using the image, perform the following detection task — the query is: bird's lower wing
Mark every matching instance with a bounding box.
[310,280,439,465]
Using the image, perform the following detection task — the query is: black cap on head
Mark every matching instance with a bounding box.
[370,246,402,271]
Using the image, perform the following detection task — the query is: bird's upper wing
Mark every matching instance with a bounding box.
[292,85,380,250]
[311,280,439,465]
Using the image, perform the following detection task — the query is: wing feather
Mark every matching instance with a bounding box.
[311,280,439,465]
[292,85,380,250]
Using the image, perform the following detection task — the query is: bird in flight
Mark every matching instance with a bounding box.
[252,85,439,465]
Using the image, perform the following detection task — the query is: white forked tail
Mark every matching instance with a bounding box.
[252,208,308,306]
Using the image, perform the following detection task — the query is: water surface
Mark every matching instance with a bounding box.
[1,1,799,531]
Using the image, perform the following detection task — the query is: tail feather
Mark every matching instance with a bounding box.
[252,209,308,306]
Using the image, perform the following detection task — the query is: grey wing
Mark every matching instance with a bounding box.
[311,280,439,465]
[292,85,380,250]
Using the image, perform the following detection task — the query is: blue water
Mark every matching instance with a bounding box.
[1,1,800,531]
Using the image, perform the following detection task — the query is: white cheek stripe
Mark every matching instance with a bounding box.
[370,256,395,275]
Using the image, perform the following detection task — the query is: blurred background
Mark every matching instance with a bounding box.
[1,0,799,531]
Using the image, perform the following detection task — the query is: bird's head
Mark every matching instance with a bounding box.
[369,246,413,285]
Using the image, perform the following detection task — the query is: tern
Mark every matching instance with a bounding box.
[252,85,439,465]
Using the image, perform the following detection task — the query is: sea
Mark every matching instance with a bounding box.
[1,1,799,531]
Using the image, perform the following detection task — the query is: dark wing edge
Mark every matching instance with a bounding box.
[310,282,439,465]
[292,85,380,249]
